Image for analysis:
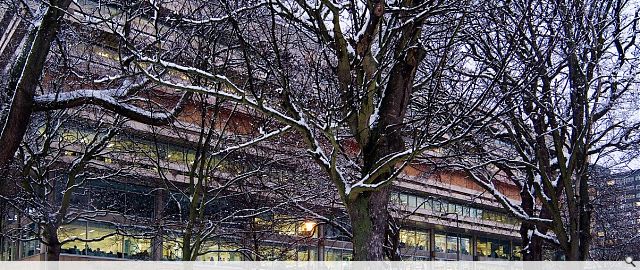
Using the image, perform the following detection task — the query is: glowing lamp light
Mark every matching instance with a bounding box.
[302,221,316,232]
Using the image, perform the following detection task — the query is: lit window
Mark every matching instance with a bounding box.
[597,231,605,237]
[636,202,640,207]
[607,180,615,186]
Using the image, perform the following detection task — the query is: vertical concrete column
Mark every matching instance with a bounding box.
[14,213,21,260]
[429,228,436,261]
[472,235,478,261]
[151,189,166,260]
[317,224,325,261]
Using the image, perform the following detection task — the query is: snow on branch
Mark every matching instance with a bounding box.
[33,82,192,126]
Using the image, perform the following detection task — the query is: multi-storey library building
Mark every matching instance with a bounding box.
[0,1,523,262]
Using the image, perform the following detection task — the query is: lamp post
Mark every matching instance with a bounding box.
[441,212,460,261]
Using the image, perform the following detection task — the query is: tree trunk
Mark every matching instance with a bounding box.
[519,181,544,261]
[346,187,391,261]
[46,242,62,261]
[0,0,72,169]
[43,225,62,261]
[520,225,544,261]
[578,173,592,260]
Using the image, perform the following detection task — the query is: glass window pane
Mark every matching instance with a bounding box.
[416,231,428,251]
[446,235,458,254]
[86,222,121,258]
[448,203,456,213]
[124,236,151,260]
[416,197,425,208]
[513,245,523,260]
[434,234,446,252]
[433,201,442,212]
[423,198,433,211]
[477,238,489,257]
[163,236,183,260]
[408,196,418,208]
[400,194,408,205]
[460,237,471,255]
[59,222,87,255]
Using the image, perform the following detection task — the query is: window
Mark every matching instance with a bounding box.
[198,242,243,261]
[123,236,151,260]
[297,246,318,261]
[434,234,446,253]
[636,201,640,207]
[448,203,456,214]
[399,230,429,250]
[390,192,401,204]
[399,194,409,205]
[470,208,478,218]
[408,195,418,208]
[446,235,458,254]
[86,222,123,258]
[460,237,471,255]
[325,248,351,261]
[433,200,442,212]
[163,236,183,260]
[513,245,523,260]
[416,231,429,251]
[423,198,433,211]
[476,238,490,257]
[463,206,471,217]
[607,180,615,186]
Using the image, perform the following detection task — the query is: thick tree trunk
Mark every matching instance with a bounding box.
[46,242,62,261]
[43,225,62,261]
[346,187,391,261]
[0,0,72,169]
[578,173,592,260]
[520,224,544,261]
[519,181,544,261]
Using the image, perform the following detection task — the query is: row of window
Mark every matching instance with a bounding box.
[615,176,640,186]
[59,129,246,175]
[391,192,521,226]
[399,229,521,260]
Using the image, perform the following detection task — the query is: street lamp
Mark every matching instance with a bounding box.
[441,212,460,261]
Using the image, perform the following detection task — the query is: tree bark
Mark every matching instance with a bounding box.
[346,187,391,261]
[0,0,72,169]
[520,224,544,261]
[46,242,62,261]
[43,225,62,261]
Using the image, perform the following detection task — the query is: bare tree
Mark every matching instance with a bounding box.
[450,0,640,260]
[0,0,191,169]
[118,0,501,260]
[0,105,130,260]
